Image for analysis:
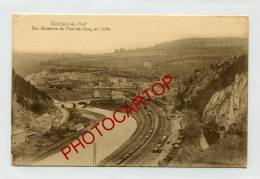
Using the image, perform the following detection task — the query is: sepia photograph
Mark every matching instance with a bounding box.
[11,15,248,167]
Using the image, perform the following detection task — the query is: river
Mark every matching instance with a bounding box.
[33,107,137,166]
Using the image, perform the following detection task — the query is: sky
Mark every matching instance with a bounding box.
[13,15,248,54]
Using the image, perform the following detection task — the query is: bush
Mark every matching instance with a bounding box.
[227,122,246,137]
[203,120,220,145]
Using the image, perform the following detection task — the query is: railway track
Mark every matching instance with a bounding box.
[99,102,168,166]
[98,107,151,166]
[123,105,167,166]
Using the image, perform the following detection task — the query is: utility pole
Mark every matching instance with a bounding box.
[171,116,175,144]
[93,142,96,166]
[169,99,175,144]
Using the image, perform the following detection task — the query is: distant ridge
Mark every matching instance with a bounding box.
[13,37,248,75]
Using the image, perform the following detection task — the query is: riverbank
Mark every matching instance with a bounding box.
[12,105,105,165]
[32,107,137,166]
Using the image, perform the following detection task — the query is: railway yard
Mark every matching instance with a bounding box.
[99,101,185,166]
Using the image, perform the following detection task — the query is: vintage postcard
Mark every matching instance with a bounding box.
[12,15,248,167]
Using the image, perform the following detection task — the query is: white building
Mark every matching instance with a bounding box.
[69,123,85,132]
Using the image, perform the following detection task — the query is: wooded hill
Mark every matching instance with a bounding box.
[12,69,54,114]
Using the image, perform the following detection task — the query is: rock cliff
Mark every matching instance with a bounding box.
[202,73,247,131]
[179,55,247,117]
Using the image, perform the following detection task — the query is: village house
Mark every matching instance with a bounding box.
[31,113,52,133]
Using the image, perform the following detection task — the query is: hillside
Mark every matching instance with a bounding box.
[12,69,54,113]
[203,73,247,131]
[178,55,248,116]
[149,37,247,55]
[12,52,86,76]
[12,69,56,130]
[203,73,248,144]
[171,54,248,167]
[13,37,248,77]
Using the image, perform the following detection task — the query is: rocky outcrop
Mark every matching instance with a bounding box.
[202,73,248,132]
[179,55,247,116]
